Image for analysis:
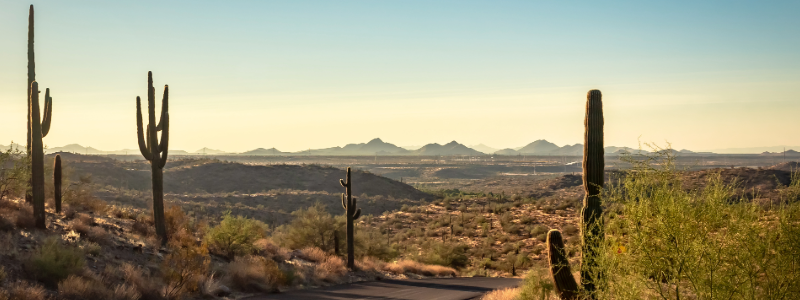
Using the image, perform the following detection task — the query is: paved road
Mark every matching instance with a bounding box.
[243,277,521,300]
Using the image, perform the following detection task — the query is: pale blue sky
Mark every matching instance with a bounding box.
[0,0,798,152]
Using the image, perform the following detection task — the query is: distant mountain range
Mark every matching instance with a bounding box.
[1,139,797,156]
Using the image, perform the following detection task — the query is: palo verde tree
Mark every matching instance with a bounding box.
[340,167,362,269]
[548,89,604,299]
[136,71,170,245]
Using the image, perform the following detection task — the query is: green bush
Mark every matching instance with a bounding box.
[205,212,268,258]
[593,152,800,299]
[416,241,469,269]
[271,203,342,252]
[24,236,85,286]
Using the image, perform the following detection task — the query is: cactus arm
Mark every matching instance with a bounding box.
[340,179,346,187]
[342,193,347,209]
[156,85,168,131]
[353,208,361,220]
[158,113,169,169]
[547,230,579,300]
[136,97,151,160]
[41,88,51,137]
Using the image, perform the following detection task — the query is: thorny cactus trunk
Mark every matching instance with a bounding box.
[136,71,170,246]
[54,154,62,213]
[548,89,604,299]
[29,81,52,229]
[340,167,361,269]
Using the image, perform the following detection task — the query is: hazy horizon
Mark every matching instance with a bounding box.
[1,1,798,153]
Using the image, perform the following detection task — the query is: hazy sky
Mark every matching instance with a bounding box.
[0,0,798,153]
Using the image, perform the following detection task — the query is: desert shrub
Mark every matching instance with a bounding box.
[415,240,469,269]
[271,203,341,252]
[517,268,557,300]
[14,204,36,229]
[58,275,141,300]
[131,220,153,236]
[481,287,520,300]
[557,150,800,300]
[253,238,290,261]
[355,257,386,272]
[164,205,190,236]
[530,224,548,237]
[205,212,267,259]
[384,259,457,277]
[561,224,579,236]
[63,175,107,212]
[227,255,285,292]
[297,247,327,262]
[77,240,101,256]
[117,263,163,300]
[4,280,48,300]
[354,226,398,261]
[24,236,85,286]
[314,255,347,284]
[161,228,210,299]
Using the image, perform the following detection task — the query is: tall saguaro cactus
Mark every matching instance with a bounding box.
[26,5,54,205]
[29,82,52,229]
[54,154,62,213]
[548,89,604,299]
[340,167,361,270]
[136,71,170,245]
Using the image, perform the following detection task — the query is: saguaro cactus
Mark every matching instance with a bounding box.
[136,71,170,245]
[548,89,604,299]
[54,154,62,213]
[26,5,54,205]
[340,167,361,269]
[29,82,52,229]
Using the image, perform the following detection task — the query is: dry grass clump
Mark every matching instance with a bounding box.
[3,280,48,300]
[314,256,347,284]
[57,275,140,300]
[297,247,327,262]
[13,204,36,229]
[383,259,458,277]
[254,238,290,261]
[68,214,109,244]
[355,257,386,273]
[116,263,163,300]
[226,255,285,293]
[481,287,520,300]
[198,273,226,298]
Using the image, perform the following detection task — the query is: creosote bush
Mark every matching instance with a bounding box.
[24,236,85,286]
[205,212,267,259]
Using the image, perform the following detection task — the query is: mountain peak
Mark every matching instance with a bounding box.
[367,138,384,144]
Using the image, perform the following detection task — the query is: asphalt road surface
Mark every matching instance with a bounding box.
[243,277,521,300]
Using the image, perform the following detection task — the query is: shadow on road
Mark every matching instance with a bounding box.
[244,277,521,300]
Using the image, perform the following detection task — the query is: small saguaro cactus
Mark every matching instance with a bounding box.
[54,154,62,213]
[29,81,52,229]
[136,71,170,245]
[340,167,361,270]
[548,89,604,299]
